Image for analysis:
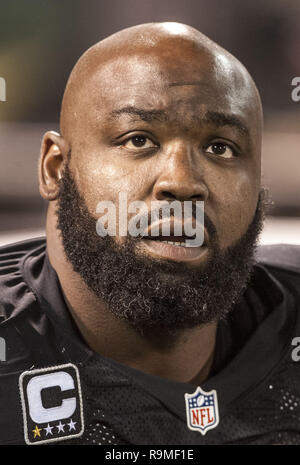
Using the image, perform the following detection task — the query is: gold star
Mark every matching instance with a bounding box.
[32,425,42,438]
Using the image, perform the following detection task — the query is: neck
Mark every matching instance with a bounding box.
[46,204,217,385]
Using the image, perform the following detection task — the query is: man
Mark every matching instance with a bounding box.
[0,22,300,445]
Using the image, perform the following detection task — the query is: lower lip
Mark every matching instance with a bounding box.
[139,239,209,263]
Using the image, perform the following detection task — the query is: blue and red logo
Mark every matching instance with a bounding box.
[185,386,219,435]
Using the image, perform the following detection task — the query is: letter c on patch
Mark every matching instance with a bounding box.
[26,371,76,423]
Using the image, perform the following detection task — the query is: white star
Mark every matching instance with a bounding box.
[56,421,65,433]
[44,424,54,436]
[67,419,77,431]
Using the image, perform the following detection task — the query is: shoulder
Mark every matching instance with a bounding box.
[0,368,25,444]
[0,237,47,375]
[0,235,46,270]
[256,243,300,274]
[0,237,46,320]
[0,236,46,257]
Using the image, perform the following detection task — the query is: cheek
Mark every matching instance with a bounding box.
[72,150,151,241]
[73,152,144,206]
[212,172,259,249]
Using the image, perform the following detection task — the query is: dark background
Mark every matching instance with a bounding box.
[0,0,299,244]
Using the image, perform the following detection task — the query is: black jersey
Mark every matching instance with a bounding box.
[0,237,300,445]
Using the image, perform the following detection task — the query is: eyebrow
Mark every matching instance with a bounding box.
[110,106,249,136]
[110,106,167,123]
[204,111,249,136]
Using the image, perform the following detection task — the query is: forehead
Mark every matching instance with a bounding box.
[77,48,259,134]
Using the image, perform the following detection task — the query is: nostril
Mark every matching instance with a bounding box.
[160,191,177,200]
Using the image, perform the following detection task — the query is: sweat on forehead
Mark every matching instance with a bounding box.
[60,22,263,141]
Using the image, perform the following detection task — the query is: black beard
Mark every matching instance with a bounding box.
[56,159,265,336]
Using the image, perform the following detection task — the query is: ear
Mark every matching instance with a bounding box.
[39,131,69,201]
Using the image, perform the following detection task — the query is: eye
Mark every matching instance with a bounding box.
[205,142,236,159]
[123,135,157,150]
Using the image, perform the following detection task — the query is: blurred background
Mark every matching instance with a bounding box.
[0,0,299,246]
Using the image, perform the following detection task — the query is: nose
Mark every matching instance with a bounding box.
[152,141,209,202]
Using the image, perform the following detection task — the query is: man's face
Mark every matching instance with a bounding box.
[67,45,261,256]
[56,41,263,333]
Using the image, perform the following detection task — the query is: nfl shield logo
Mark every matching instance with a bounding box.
[185,386,219,435]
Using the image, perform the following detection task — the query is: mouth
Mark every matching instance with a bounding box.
[138,233,209,263]
[142,235,202,246]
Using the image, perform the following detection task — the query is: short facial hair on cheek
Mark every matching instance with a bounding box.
[56,159,266,335]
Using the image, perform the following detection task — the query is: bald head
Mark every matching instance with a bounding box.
[60,22,262,143]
